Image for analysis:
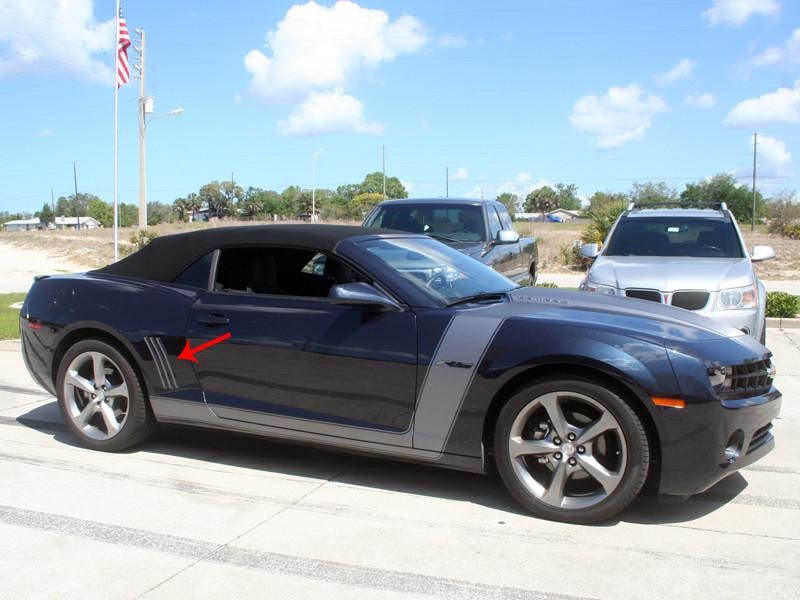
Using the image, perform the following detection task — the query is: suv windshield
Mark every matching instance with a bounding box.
[604,217,744,258]
[357,237,516,304]
[364,204,485,242]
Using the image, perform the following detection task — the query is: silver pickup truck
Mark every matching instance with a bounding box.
[363,198,538,283]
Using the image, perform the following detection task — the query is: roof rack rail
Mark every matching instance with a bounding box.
[627,201,728,211]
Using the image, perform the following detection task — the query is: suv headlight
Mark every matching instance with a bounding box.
[717,284,757,310]
[584,281,617,295]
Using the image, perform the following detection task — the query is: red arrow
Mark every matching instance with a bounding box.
[178,332,232,363]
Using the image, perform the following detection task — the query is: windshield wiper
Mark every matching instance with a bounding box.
[427,233,461,243]
[448,291,509,307]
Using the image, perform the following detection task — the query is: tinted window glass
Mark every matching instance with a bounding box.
[364,204,485,242]
[604,218,744,258]
[173,251,214,289]
[497,205,514,230]
[487,208,502,240]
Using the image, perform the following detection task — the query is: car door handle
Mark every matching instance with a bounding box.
[198,313,230,327]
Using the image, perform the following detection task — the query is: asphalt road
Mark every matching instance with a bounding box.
[0,334,798,599]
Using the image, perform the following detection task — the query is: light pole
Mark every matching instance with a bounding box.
[138,106,184,229]
[311,146,326,222]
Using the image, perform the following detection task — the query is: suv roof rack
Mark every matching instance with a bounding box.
[627,201,728,212]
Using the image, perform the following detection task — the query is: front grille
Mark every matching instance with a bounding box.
[672,291,709,311]
[625,289,661,303]
[747,423,774,455]
[718,358,774,399]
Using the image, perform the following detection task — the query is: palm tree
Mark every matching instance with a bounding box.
[172,198,189,222]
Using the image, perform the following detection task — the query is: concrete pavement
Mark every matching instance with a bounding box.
[0,335,798,599]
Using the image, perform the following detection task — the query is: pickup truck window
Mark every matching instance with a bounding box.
[497,205,514,230]
[364,204,486,242]
[487,207,503,240]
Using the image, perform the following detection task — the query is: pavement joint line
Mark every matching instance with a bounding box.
[0,504,585,600]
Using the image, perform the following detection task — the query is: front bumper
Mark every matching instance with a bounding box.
[696,306,759,338]
[657,387,781,496]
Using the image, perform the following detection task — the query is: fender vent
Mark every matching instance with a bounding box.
[144,337,177,390]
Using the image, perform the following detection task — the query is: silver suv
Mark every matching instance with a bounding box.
[579,202,775,342]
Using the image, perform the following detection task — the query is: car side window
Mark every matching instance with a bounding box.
[214,247,364,298]
[497,205,514,230]
[173,251,214,290]
[487,207,503,240]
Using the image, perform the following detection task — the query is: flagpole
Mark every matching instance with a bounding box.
[113,0,120,262]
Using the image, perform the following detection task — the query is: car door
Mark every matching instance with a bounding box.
[184,245,418,443]
[483,204,518,278]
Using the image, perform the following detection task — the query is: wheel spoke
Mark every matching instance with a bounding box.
[509,436,556,458]
[541,461,568,506]
[75,402,96,428]
[91,353,107,388]
[98,402,120,435]
[538,393,569,438]
[104,382,128,399]
[576,454,621,495]
[65,371,94,394]
[575,411,618,446]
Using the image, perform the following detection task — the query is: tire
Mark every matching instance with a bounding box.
[56,339,155,451]
[494,378,649,524]
[529,262,537,285]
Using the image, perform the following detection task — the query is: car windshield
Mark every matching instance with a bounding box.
[364,204,485,242]
[604,217,745,258]
[357,237,516,304]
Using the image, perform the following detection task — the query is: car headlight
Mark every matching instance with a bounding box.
[717,284,757,310]
[584,281,617,295]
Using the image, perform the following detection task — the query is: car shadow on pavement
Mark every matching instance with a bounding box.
[16,401,748,526]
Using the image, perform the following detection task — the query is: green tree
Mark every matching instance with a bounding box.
[554,183,581,211]
[584,199,628,244]
[767,191,800,237]
[35,203,54,225]
[86,199,113,227]
[525,186,559,213]
[358,172,408,199]
[680,173,764,224]
[147,201,173,226]
[198,181,227,216]
[629,181,677,204]
[336,183,362,202]
[496,193,519,219]
[173,197,190,222]
[587,191,627,212]
[350,193,384,218]
[119,203,138,227]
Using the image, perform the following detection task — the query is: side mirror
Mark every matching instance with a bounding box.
[328,282,402,311]
[580,243,600,259]
[751,245,775,262]
[496,229,520,244]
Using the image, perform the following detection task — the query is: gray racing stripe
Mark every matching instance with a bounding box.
[0,504,590,600]
[413,315,504,453]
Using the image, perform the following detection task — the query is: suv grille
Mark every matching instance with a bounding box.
[625,289,661,303]
[718,358,774,399]
[672,291,709,311]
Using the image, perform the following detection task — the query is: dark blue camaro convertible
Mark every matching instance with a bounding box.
[20,225,781,523]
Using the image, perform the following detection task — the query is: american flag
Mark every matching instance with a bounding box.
[116,4,131,87]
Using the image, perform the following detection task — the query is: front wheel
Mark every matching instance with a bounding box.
[494,379,649,523]
[56,339,155,451]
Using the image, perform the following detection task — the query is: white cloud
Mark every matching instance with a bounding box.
[570,84,668,149]
[278,88,383,136]
[752,28,800,67]
[496,173,553,201]
[0,0,115,82]
[683,92,717,109]
[463,186,485,199]
[703,0,781,27]
[35,128,53,137]
[450,167,469,181]
[438,34,468,48]
[655,58,695,86]
[757,135,791,168]
[725,79,800,125]
[244,1,427,100]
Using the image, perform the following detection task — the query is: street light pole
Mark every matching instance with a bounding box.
[312,146,326,222]
[138,107,184,230]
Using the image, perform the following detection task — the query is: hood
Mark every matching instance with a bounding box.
[471,287,745,344]
[437,239,486,259]
[588,256,753,292]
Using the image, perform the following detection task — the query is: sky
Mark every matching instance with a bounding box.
[1,0,799,215]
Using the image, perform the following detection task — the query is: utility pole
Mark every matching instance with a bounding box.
[446,166,449,198]
[73,162,80,231]
[134,28,147,229]
[382,145,386,199]
[312,147,326,223]
[751,132,758,232]
[50,188,54,213]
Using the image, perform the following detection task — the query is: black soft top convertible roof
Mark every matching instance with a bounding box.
[93,224,396,283]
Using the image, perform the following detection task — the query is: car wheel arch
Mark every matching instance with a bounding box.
[481,362,661,488]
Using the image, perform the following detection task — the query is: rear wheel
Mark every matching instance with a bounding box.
[56,339,155,451]
[494,378,649,523]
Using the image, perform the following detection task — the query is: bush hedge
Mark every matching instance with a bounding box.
[765,291,799,318]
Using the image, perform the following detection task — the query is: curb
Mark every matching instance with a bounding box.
[766,317,800,329]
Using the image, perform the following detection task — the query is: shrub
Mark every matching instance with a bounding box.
[537,281,559,288]
[583,199,627,244]
[121,230,158,256]
[765,291,799,318]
